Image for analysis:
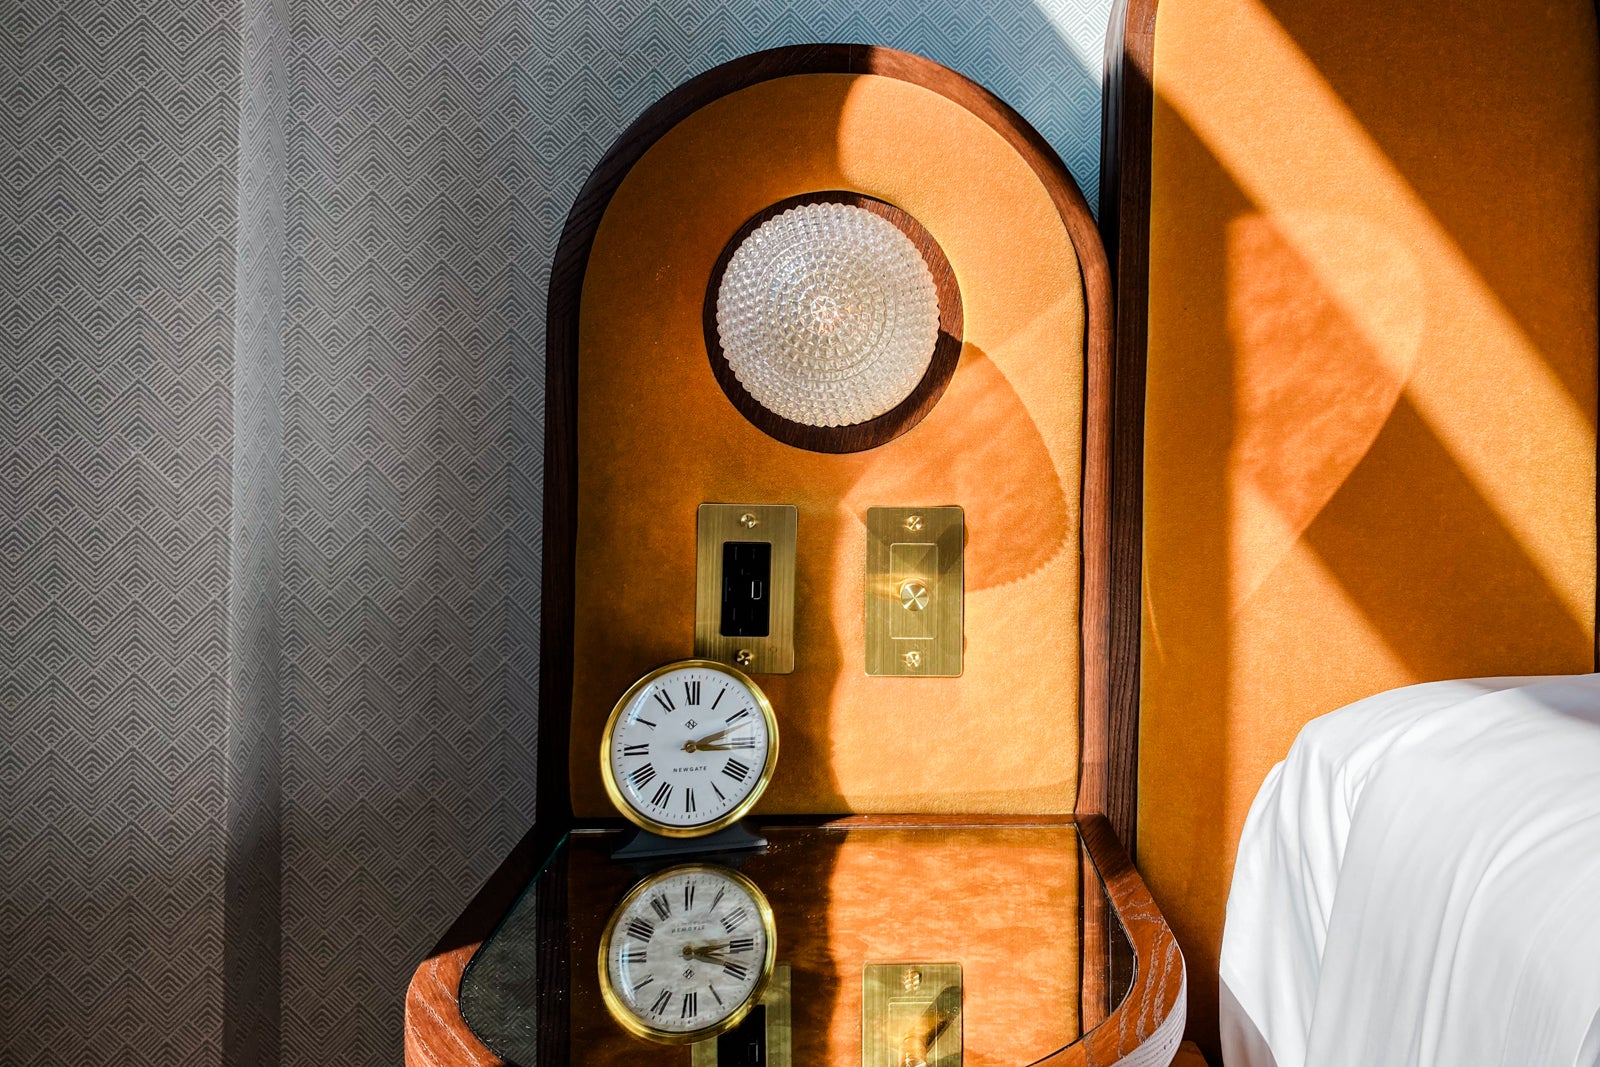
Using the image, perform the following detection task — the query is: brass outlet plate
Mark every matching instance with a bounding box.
[865,507,964,676]
[862,963,963,1067]
[692,963,791,1067]
[696,504,797,674]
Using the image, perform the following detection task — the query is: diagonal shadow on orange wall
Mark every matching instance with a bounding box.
[1135,55,1596,1058]
[1267,0,1600,420]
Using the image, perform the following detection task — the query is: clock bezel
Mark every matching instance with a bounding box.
[598,658,779,838]
[596,863,778,1045]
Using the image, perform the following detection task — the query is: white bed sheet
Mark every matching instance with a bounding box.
[1220,675,1600,1067]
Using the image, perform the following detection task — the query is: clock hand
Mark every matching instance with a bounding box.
[684,943,732,963]
[682,727,735,752]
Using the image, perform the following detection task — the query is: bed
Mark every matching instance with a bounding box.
[1221,676,1600,1067]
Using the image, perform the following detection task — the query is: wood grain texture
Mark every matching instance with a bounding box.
[703,191,964,453]
[1100,0,1158,859]
[1051,815,1186,1067]
[405,820,568,1067]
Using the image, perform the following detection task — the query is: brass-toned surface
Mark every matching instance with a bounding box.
[695,504,797,674]
[862,962,962,1067]
[866,507,964,676]
[597,864,779,1045]
[690,963,792,1067]
[598,659,779,838]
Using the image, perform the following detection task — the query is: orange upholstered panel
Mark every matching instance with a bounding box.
[569,75,1087,816]
[1139,0,1599,1053]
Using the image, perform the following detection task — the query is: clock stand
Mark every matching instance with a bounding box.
[404,44,1186,1067]
[609,822,767,862]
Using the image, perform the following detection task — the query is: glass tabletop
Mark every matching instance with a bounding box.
[459,822,1133,1066]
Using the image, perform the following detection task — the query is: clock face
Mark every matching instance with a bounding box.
[601,660,777,836]
[599,865,776,1042]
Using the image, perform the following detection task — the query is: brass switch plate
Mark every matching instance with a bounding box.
[692,963,791,1067]
[862,963,963,1067]
[696,504,797,674]
[865,507,964,676]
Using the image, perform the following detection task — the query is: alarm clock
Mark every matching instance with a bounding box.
[599,660,778,838]
[597,864,777,1043]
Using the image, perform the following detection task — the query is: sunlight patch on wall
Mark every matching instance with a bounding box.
[1159,0,1594,625]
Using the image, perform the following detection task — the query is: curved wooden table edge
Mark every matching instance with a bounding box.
[402,814,1185,1067]
[405,818,569,1067]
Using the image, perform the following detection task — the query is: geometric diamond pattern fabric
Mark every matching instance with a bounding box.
[4,1,242,1063]
[278,1,540,1063]
[2,0,1108,1063]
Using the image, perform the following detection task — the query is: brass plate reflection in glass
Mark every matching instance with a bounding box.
[691,963,791,1067]
[862,963,962,1067]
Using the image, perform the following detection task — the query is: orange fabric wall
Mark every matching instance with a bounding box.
[570,75,1090,817]
[1138,0,1599,1054]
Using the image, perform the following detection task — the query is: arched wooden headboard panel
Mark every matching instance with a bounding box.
[539,45,1122,823]
[1104,0,1600,1056]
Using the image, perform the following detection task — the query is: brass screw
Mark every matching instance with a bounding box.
[902,650,923,669]
[735,649,754,667]
[902,968,923,992]
[738,512,759,529]
[903,514,924,532]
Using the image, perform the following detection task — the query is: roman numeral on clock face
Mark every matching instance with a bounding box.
[622,946,647,965]
[628,763,656,789]
[684,787,696,815]
[651,989,673,1015]
[711,687,726,709]
[621,743,648,757]
[680,991,698,1019]
[626,918,654,942]
[720,906,748,934]
[652,690,676,713]
[651,781,672,808]
[684,680,701,705]
[728,937,754,954]
[722,959,748,981]
[683,882,695,910]
[722,758,751,783]
[650,894,670,921]
[725,708,749,723]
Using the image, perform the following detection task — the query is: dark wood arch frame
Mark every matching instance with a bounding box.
[704,191,965,454]
[405,44,1181,1067]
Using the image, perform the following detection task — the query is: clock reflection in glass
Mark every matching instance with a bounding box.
[600,660,777,837]
[599,864,777,1043]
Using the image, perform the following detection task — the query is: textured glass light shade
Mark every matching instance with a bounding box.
[715,202,941,428]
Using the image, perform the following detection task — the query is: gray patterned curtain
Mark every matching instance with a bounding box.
[1,1,1106,1063]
